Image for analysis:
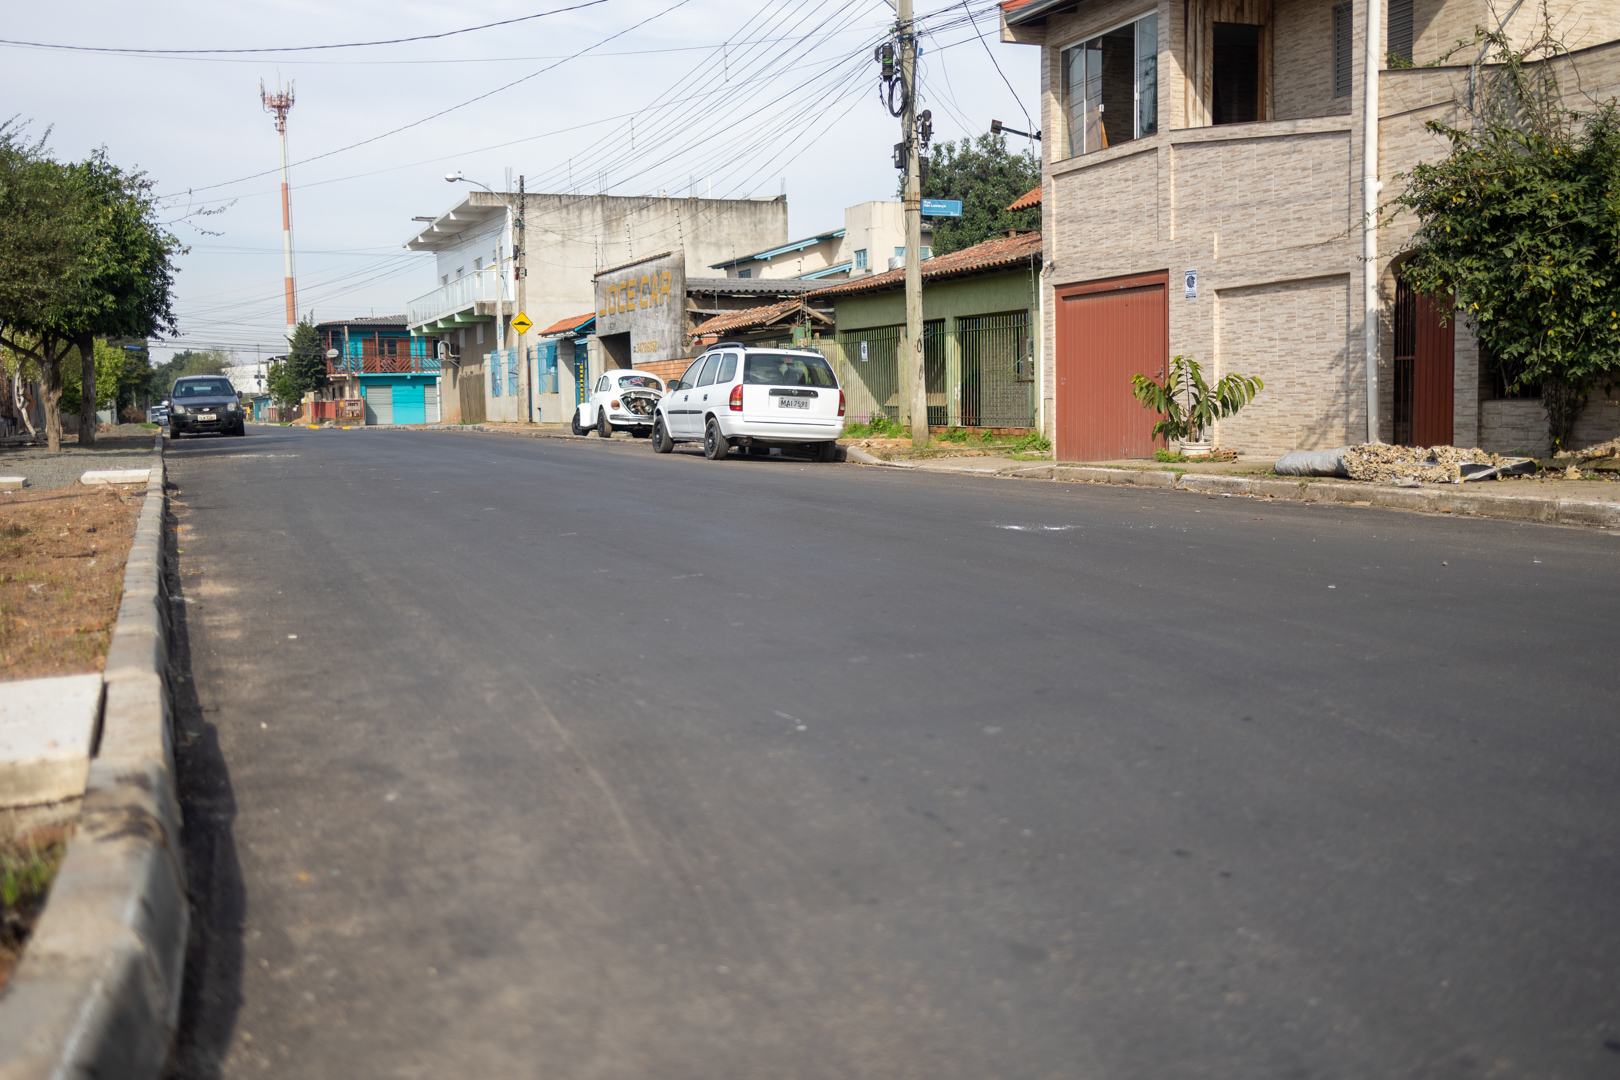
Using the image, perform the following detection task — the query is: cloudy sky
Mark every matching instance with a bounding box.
[1,0,1039,364]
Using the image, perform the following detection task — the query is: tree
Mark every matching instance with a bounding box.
[60,338,125,414]
[915,133,1041,255]
[1393,29,1620,451]
[266,359,303,409]
[284,316,327,401]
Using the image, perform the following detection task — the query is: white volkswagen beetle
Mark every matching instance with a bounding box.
[572,369,665,438]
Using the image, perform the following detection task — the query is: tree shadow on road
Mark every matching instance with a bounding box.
[164,489,244,1080]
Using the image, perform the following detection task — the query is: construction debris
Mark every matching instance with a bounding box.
[1555,437,1620,463]
[1339,445,1532,484]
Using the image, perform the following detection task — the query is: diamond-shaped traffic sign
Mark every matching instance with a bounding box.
[511,312,533,335]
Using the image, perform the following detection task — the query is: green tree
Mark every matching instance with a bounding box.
[915,133,1041,256]
[1394,30,1620,450]
[266,359,303,409]
[60,339,125,414]
[284,316,327,400]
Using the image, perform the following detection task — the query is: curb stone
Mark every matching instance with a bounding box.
[0,429,187,1080]
[845,447,1620,528]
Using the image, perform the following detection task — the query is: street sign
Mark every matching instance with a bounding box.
[921,199,962,217]
[1184,269,1198,300]
[511,312,533,335]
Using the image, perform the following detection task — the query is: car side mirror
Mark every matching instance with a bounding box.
[668,380,684,391]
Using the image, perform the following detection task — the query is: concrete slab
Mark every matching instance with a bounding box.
[0,673,102,807]
[0,477,25,490]
[80,469,151,486]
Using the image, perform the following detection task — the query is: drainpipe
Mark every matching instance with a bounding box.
[1362,0,1382,443]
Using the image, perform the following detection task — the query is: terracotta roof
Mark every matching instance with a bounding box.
[539,312,595,336]
[694,298,832,338]
[805,232,1042,301]
[1007,184,1042,211]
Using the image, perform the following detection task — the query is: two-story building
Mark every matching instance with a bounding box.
[1002,0,1620,460]
[318,315,442,425]
[707,201,934,281]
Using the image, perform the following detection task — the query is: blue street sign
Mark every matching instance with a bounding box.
[921,199,963,217]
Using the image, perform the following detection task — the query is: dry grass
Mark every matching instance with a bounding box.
[0,487,141,679]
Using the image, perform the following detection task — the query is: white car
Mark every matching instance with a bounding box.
[651,345,845,462]
[572,370,665,438]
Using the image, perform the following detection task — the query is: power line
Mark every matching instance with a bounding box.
[0,0,611,56]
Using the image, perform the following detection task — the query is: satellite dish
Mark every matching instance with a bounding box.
[325,349,339,359]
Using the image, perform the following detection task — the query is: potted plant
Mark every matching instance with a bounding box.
[1130,355,1262,458]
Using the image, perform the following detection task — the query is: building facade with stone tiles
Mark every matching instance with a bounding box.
[1001,0,1620,460]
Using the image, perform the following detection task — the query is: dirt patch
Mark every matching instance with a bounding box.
[0,826,68,991]
[0,487,141,679]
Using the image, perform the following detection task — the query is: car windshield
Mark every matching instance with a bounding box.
[174,380,233,398]
[618,375,662,391]
[743,353,837,388]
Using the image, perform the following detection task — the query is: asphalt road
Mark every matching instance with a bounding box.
[165,426,1620,1079]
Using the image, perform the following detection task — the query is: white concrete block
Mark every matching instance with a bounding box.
[79,469,150,486]
[0,477,24,490]
[0,673,102,807]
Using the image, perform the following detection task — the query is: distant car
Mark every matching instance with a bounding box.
[167,376,245,437]
[651,346,844,461]
[572,370,665,438]
[147,401,170,425]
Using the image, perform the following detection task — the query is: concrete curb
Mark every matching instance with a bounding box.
[846,448,1620,528]
[0,430,188,1080]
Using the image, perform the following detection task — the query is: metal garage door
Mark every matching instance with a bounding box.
[365,385,393,425]
[392,382,426,425]
[425,384,440,424]
[1054,272,1168,461]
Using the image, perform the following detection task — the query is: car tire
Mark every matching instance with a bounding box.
[653,416,674,453]
[816,440,838,463]
[703,417,730,460]
[231,424,246,437]
[570,409,585,436]
[631,427,650,439]
[598,410,611,438]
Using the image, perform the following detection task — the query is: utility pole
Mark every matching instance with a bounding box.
[878,6,929,445]
[518,174,531,423]
[260,80,298,344]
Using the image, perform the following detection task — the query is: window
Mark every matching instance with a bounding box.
[618,375,663,390]
[1333,4,1353,96]
[596,376,610,393]
[921,246,932,260]
[456,266,464,279]
[738,268,752,278]
[895,246,906,258]
[441,274,449,287]
[716,354,738,382]
[1388,0,1414,64]
[743,353,837,388]
[695,354,721,386]
[1212,23,1261,124]
[473,257,482,272]
[1061,12,1158,156]
[854,248,868,269]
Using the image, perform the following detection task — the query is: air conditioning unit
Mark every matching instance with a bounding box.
[887,255,906,271]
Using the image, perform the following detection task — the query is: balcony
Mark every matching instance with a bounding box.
[407,268,511,332]
[327,345,440,377]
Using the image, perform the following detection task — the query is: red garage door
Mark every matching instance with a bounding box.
[1055,272,1168,461]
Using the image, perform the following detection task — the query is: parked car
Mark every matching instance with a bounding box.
[167,376,245,437]
[651,346,844,461]
[147,401,170,425]
[572,370,665,438]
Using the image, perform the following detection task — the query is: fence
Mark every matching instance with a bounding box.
[813,313,1035,429]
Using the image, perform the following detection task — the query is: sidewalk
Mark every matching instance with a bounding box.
[845,447,1620,528]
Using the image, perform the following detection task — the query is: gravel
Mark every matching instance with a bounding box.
[0,428,159,490]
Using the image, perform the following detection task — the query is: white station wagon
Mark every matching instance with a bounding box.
[651,346,845,461]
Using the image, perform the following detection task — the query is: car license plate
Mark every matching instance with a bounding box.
[198,412,215,418]
[778,398,809,410]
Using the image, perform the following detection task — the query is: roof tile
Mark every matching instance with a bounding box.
[805,231,1041,301]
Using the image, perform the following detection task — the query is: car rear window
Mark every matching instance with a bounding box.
[743,353,837,388]
[174,380,233,398]
[618,375,662,390]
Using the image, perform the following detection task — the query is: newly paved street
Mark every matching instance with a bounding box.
[166,426,1620,1079]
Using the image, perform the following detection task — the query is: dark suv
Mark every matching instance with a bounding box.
[168,376,245,437]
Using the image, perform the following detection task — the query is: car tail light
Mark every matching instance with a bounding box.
[838,390,846,417]
[610,399,621,409]
[729,383,743,411]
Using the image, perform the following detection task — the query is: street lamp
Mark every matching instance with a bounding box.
[445,172,530,422]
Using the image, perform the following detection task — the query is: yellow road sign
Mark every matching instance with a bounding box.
[511,312,533,335]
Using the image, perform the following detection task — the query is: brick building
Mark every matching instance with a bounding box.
[1001,0,1620,460]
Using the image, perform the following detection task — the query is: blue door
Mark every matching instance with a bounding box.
[392,381,426,424]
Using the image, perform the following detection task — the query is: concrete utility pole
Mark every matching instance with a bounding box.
[518,174,531,423]
[260,80,298,343]
[899,0,928,446]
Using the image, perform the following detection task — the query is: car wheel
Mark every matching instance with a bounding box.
[570,409,585,435]
[653,416,674,453]
[703,418,730,460]
[598,410,611,438]
[816,440,838,463]
[631,427,650,439]
[231,424,246,437]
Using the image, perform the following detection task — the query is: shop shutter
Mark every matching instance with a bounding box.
[366,386,394,425]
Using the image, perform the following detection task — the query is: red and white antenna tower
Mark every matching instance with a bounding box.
[260,79,298,342]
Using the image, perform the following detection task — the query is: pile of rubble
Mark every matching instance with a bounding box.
[1342,444,1519,484]
[1556,437,1620,463]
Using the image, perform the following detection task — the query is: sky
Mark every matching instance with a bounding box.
[0,0,1040,366]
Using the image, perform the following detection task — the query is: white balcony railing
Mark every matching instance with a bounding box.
[408,268,510,328]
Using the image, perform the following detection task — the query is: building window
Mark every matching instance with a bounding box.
[1388,0,1414,64]
[1061,12,1158,157]
[921,246,932,260]
[473,257,482,272]
[1333,4,1353,96]
[456,267,464,279]
[855,248,868,269]
[895,246,906,258]
[441,274,449,287]
[738,268,752,278]
[1212,23,1261,123]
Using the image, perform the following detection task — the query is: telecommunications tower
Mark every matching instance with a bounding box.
[260,79,298,342]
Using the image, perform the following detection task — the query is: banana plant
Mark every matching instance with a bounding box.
[1130,355,1263,444]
